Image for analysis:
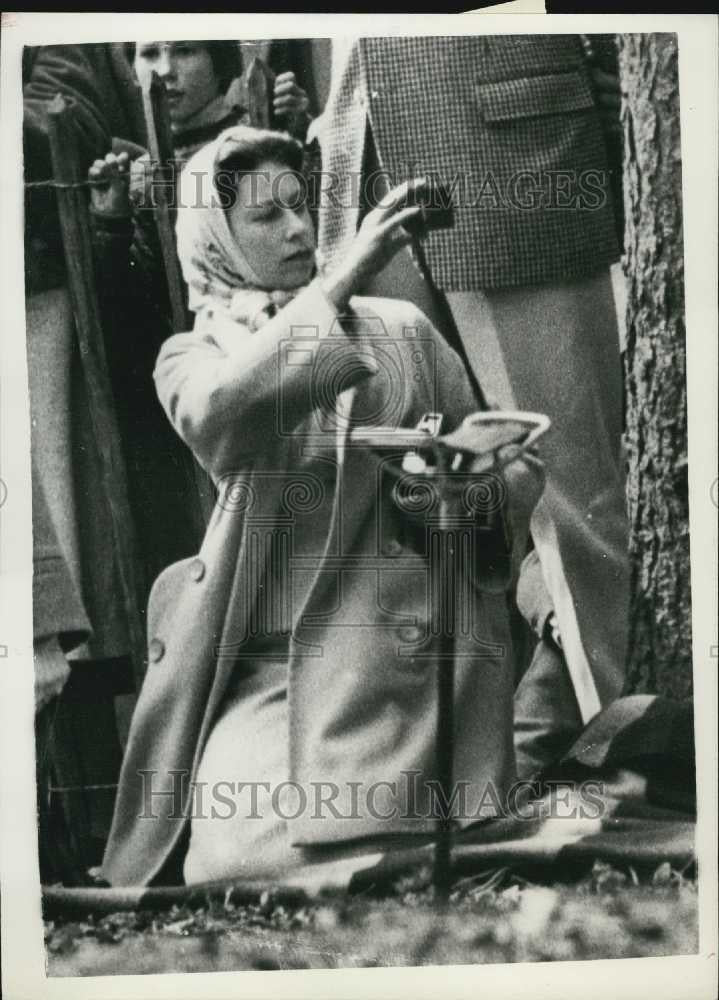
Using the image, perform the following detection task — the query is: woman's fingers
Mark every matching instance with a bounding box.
[370,177,430,225]
[376,203,422,238]
[356,176,429,235]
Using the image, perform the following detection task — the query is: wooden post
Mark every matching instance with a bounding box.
[140,71,189,334]
[242,57,276,128]
[47,94,146,686]
[140,72,216,527]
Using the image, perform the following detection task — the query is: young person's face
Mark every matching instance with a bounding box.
[134,41,220,125]
[226,159,315,291]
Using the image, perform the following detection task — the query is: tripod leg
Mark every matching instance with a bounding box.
[432,506,456,900]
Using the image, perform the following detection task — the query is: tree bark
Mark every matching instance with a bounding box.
[619,33,691,699]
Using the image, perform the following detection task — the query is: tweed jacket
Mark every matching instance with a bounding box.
[102,286,521,886]
[316,35,619,291]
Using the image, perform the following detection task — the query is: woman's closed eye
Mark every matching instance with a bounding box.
[174,42,199,58]
[250,204,280,223]
[137,44,160,61]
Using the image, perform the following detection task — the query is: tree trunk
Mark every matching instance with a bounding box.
[619,33,691,699]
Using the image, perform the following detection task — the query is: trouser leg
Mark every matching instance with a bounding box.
[446,275,630,721]
[513,637,584,779]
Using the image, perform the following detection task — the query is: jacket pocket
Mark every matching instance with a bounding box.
[476,70,596,123]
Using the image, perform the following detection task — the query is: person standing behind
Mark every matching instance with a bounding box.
[24,43,136,876]
[88,40,313,542]
[312,34,630,765]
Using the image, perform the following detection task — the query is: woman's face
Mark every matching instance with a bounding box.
[226,159,316,291]
[134,41,220,125]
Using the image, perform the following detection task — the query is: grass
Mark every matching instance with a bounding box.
[44,862,698,976]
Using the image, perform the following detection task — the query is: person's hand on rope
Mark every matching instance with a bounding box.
[88,150,132,219]
[321,178,425,311]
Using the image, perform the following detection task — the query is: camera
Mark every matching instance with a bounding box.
[399,177,455,238]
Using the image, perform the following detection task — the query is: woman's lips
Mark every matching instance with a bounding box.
[286,249,313,262]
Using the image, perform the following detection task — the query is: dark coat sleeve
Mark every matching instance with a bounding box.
[91,207,170,328]
[23,44,111,294]
[23,43,110,182]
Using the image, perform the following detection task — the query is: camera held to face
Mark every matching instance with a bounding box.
[398,177,456,239]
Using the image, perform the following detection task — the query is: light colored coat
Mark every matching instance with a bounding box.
[102,285,519,886]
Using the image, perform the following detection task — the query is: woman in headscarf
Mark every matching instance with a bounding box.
[90,39,311,306]
[101,126,545,887]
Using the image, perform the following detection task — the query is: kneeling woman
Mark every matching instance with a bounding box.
[102,126,544,887]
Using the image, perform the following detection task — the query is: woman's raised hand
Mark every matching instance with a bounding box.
[321,179,425,311]
[88,151,131,218]
[273,71,310,119]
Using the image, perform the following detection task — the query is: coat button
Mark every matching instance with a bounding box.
[189,557,205,582]
[397,624,424,644]
[382,539,403,557]
[148,638,165,663]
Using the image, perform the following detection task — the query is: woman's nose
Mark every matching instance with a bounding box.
[285,209,311,242]
[156,50,174,79]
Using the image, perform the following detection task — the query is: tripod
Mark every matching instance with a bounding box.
[351,410,550,898]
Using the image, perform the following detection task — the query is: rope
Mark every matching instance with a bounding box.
[24,177,113,190]
[50,783,119,793]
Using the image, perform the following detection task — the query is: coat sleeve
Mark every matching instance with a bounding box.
[154,281,378,477]
[90,206,170,334]
[23,44,111,293]
[23,44,110,182]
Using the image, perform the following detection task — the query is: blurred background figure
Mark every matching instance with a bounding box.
[89,39,315,551]
[24,43,138,879]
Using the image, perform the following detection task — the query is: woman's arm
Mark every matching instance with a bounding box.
[157,179,429,476]
[154,281,377,476]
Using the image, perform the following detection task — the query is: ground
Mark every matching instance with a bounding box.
[44,862,698,976]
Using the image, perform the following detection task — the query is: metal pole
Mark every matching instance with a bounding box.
[433,490,456,901]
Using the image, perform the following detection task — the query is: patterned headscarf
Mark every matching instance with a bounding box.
[175,125,314,332]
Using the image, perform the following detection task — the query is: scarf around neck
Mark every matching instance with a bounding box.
[171,78,246,167]
[175,124,315,333]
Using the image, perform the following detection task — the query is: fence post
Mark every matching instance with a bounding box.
[140,72,216,527]
[242,57,275,128]
[141,71,189,334]
[46,94,146,687]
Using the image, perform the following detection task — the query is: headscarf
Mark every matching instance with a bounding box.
[175,124,314,332]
